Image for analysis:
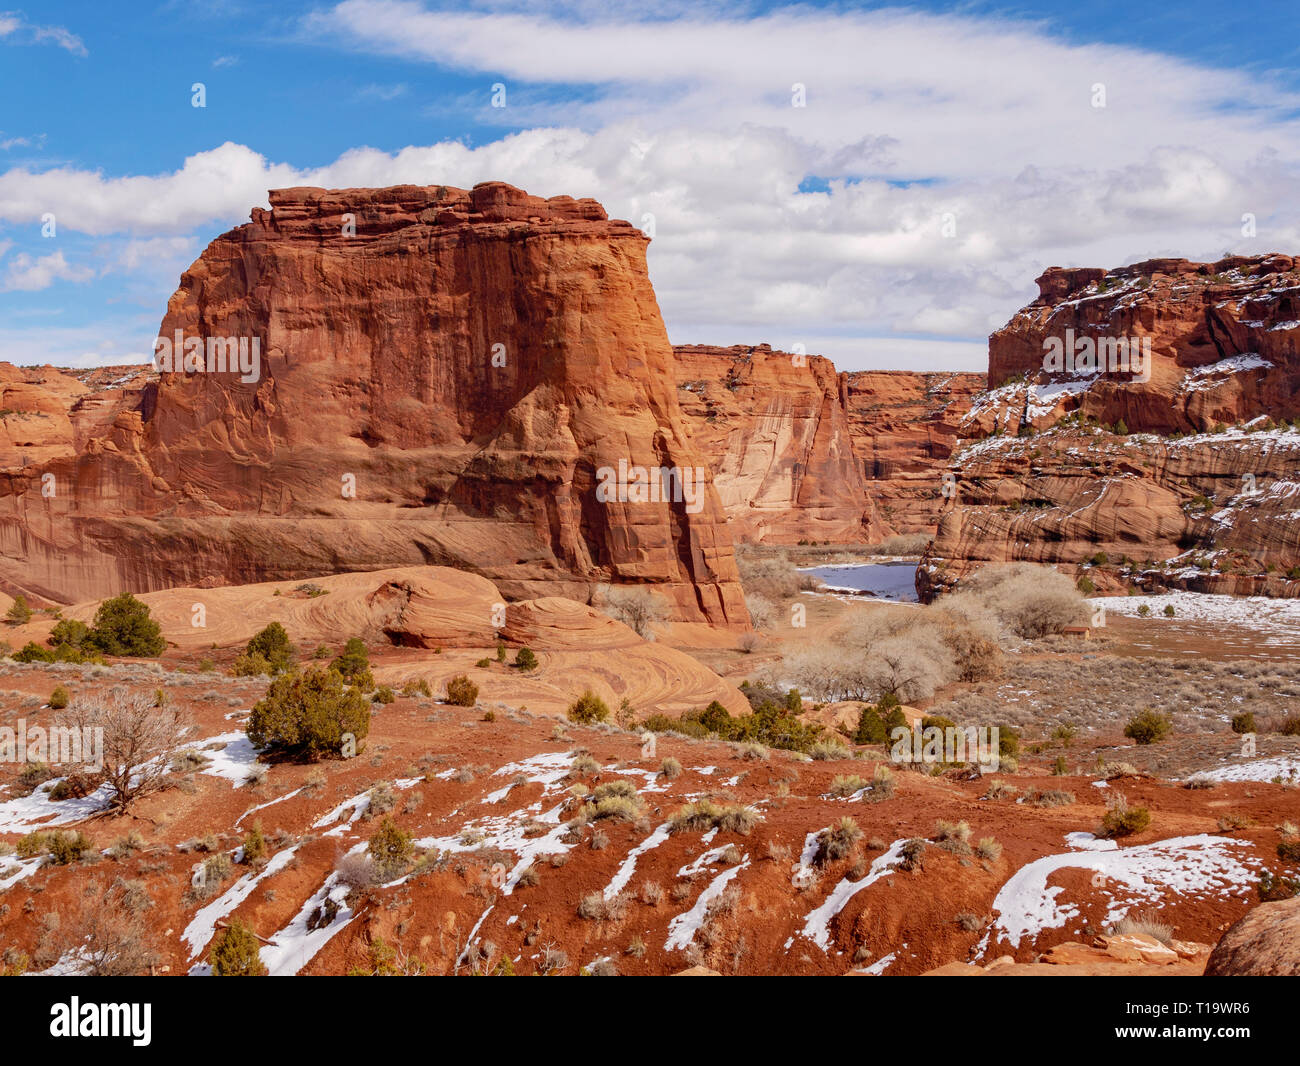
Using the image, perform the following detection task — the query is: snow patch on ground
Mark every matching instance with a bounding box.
[986,835,1261,952]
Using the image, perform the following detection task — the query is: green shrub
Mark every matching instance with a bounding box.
[514,647,538,671]
[371,685,395,705]
[210,919,267,976]
[1124,708,1172,745]
[5,594,31,625]
[1231,712,1257,735]
[241,822,266,865]
[667,799,758,835]
[475,658,492,668]
[85,593,165,656]
[815,817,862,863]
[246,666,371,760]
[1277,839,1300,863]
[48,684,69,710]
[231,651,273,677]
[48,618,89,648]
[330,637,373,689]
[367,817,414,879]
[242,622,295,675]
[400,678,432,698]
[445,675,478,707]
[1100,796,1151,838]
[567,690,610,725]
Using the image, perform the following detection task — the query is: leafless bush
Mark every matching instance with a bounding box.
[963,563,1087,639]
[597,585,670,640]
[35,879,159,975]
[58,688,189,813]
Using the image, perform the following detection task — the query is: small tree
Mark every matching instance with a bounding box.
[49,684,70,710]
[239,622,296,675]
[5,594,31,626]
[85,593,165,657]
[246,666,370,761]
[514,647,538,671]
[210,919,267,976]
[330,637,374,690]
[445,675,478,707]
[567,690,610,725]
[58,689,187,812]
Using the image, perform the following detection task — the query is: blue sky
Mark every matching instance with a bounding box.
[2,0,1299,371]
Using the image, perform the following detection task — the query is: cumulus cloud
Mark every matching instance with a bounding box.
[4,3,1300,369]
[2,250,94,292]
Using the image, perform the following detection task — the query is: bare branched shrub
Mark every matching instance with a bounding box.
[963,563,1087,639]
[36,879,159,975]
[597,585,670,640]
[58,688,188,812]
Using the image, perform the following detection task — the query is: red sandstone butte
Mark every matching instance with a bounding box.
[0,183,747,627]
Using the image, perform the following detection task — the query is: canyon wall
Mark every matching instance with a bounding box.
[0,183,747,626]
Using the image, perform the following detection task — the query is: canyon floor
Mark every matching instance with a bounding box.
[2,562,1296,977]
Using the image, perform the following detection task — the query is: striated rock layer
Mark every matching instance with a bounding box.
[980,254,1300,435]
[673,344,983,542]
[674,344,887,543]
[844,370,985,533]
[924,254,1300,594]
[0,183,746,626]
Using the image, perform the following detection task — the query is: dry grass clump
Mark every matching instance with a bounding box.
[1111,909,1174,945]
[667,799,759,835]
[815,817,863,864]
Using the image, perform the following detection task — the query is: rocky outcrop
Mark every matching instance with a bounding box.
[844,370,985,532]
[1205,896,1300,976]
[983,254,1300,435]
[0,364,151,471]
[674,344,887,543]
[922,255,1300,590]
[926,425,1300,594]
[0,183,746,627]
[673,345,983,542]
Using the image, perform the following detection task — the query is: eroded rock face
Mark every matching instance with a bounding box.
[922,255,1300,589]
[0,183,746,627]
[844,370,985,533]
[1205,896,1300,976]
[673,345,983,542]
[982,254,1300,434]
[674,344,886,543]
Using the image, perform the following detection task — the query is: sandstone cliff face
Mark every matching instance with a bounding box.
[926,425,1300,596]
[0,183,746,626]
[844,370,985,533]
[672,345,983,542]
[981,254,1300,435]
[0,364,151,471]
[919,254,1300,594]
[673,344,887,543]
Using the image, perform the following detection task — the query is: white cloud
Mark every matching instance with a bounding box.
[2,250,94,292]
[0,13,87,56]
[212,54,240,68]
[4,3,1300,370]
